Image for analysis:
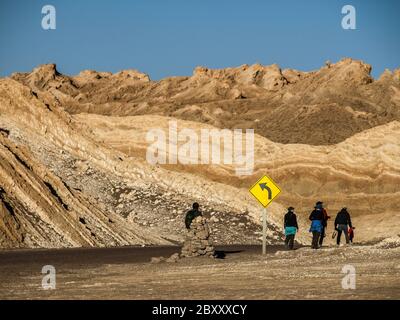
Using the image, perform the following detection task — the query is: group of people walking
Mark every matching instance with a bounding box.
[185,202,354,251]
[284,201,354,250]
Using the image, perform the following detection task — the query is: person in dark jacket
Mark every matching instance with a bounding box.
[185,202,202,229]
[309,203,324,249]
[334,207,352,245]
[317,201,331,247]
[284,207,298,250]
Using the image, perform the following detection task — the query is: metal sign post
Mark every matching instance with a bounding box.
[262,207,267,255]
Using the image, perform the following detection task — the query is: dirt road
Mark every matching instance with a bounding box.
[0,244,399,300]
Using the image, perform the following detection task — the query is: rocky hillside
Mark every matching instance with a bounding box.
[72,114,400,241]
[0,78,284,248]
[1,58,399,248]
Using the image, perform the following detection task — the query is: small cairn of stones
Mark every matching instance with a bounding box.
[181,216,215,258]
[150,216,215,263]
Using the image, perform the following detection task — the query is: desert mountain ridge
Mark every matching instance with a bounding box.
[11,58,400,145]
[1,58,399,249]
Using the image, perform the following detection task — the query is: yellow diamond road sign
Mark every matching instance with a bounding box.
[249,175,281,208]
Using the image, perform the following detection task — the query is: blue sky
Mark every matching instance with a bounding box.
[0,0,399,79]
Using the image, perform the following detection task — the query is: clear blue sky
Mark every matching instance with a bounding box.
[0,0,399,79]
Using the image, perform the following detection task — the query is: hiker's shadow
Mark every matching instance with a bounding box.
[214,250,243,259]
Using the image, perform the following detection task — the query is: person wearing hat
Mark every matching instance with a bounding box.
[284,206,298,250]
[309,202,324,249]
[316,201,331,247]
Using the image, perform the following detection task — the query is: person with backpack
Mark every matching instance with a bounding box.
[317,201,330,247]
[185,202,202,229]
[309,202,324,249]
[284,206,298,250]
[334,207,353,245]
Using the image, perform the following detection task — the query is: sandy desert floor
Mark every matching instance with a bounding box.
[0,243,399,300]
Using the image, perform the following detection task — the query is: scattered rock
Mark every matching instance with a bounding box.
[375,236,400,249]
[166,253,180,263]
[150,256,165,264]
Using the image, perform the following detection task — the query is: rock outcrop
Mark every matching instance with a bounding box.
[0,125,165,248]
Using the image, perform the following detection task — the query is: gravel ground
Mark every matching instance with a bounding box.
[0,243,399,300]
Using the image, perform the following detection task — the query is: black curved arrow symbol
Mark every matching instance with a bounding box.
[259,183,272,200]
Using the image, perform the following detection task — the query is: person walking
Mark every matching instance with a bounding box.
[284,206,298,250]
[309,203,324,249]
[334,207,353,246]
[317,201,330,247]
